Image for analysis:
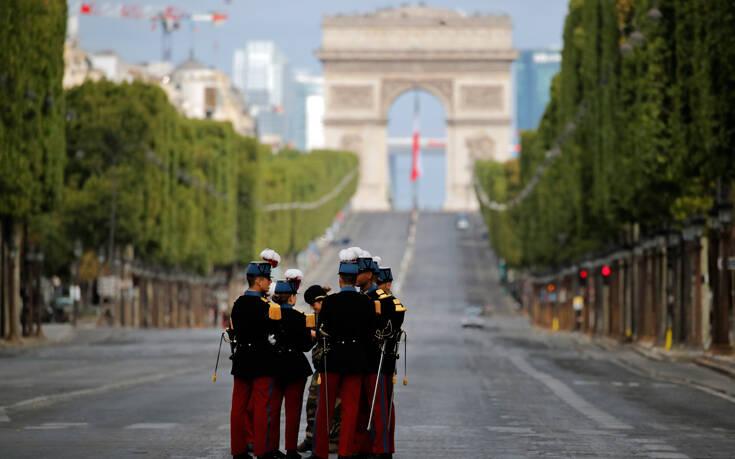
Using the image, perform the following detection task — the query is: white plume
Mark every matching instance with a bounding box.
[342,246,361,261]
[267,281,276,297]
[285,269,304,281]
[260,248,281,267]
[373,256,382,265]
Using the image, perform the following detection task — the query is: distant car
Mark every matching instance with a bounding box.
[461,305,485,329]
[333,237,351,246]
[456,214,469,230]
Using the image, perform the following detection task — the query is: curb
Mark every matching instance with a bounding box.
[694,356,735,380]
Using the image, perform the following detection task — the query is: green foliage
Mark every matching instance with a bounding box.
[58,81,356,273]
[254,150,358,257]
[0,0,67,219]
[477,0,735,270]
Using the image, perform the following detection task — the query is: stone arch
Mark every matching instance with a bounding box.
[319,5,517,211]
[380,79,454,120]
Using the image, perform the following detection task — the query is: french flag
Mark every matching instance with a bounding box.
[410,92,422,183]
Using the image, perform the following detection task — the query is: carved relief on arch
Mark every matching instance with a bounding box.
[380,78,453,115]
[329,85,375,110]
[340,133,363,154]
[465,134,496,160]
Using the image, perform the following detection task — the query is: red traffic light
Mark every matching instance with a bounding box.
[579,269,589,280]
[546,283,556,293]
[601,265,612,278]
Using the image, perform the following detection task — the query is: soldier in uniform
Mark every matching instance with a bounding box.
[363,265,406,458]
[307,248,374,459]
[298,285,341,455]
[229,250,284,459]
[270,270,314,459]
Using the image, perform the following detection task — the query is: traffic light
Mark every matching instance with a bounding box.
[578,268,589,286]
[601,264,612,285]
[546,283,557,293]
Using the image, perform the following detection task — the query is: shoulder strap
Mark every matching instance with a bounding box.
[305,313,316,328]
[374,300,382,315]
[393,297,407,312]
[268,303,282,320]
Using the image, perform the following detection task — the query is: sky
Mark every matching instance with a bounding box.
[74,0,568,77]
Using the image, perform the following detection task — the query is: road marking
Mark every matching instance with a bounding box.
[0,407,9,423]
[393,211,418,296]
[0,367,199,416]
[25,422,88,430]
[612,381,624,387]
[218,424,229,430]
[486,426,535,434]
[508,354,632,430]
[125,423,179,430]
[643,444,678,451]
[572,380,600,386]
[647,453,689,459]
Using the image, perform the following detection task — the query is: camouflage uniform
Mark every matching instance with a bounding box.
[305,339,341,445]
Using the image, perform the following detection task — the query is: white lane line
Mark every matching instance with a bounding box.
[218,424,229,430]
[508,354,632,430]
[125,422,179,430]
[647,453,689,459]
[573,380,600,386]
[0,407,9,423]
[25,422,89,430]
[486,426,535,434]
[0,367,199,416]
[393,211,418,296]
[643,444,678,451]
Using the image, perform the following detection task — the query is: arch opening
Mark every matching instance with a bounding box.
[387,89,446,210]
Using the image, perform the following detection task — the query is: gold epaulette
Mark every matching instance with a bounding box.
[376,289,385,296]
[260,297,268,303]
[268,303,282,320]
[379,293,391,300]
[394,298,406,312]
[374,300,382,315]
[305,313,316,328]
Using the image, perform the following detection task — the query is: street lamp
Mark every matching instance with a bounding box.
[718,203,733,226]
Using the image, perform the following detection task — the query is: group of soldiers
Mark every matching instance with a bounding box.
[223,247,407,459]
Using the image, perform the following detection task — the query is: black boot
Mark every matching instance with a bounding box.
[233,454,253,459]
[285,451,302,459]
[302,455,325,459]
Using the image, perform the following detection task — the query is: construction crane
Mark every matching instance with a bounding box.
[76,1,228,61]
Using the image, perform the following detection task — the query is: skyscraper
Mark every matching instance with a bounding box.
[515,49,561,131]
[231,41,293,148]
[291,71,324,151]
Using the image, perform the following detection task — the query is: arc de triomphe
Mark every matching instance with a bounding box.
[318,6,517,211]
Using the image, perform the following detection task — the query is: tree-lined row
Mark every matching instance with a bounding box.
[477,0,735,270]
[58,81,357,275]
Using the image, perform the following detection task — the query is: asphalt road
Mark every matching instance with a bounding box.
[1,212,734,459]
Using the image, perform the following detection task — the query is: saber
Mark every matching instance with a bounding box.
[367,339,387,430]
[211,331,226,383]
[388,331,407,427]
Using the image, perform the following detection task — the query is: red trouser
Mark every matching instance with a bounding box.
[252,376,283,456]
[313,372,363,458]
[365,373,395,454]
[231,377,254,456]
[282,378,307,451]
